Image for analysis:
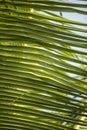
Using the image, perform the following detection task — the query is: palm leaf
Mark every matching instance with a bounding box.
[0,0,87,130]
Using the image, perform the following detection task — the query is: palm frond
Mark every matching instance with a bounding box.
[0,0,87,130]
